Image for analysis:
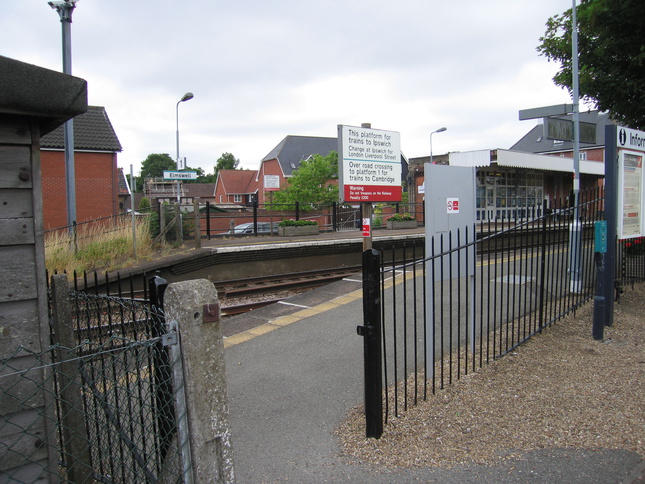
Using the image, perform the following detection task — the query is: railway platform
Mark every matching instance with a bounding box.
[129,225,644,482]
[199,225,426,250]
[131,226,426,287]
[223,274,645,484]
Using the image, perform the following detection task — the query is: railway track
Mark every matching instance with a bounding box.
[215,267,361,317]
[215,267,360,297]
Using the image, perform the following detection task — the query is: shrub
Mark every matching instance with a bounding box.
[387,213,415,222]
[138,196,151,212]
[278,219,318,227]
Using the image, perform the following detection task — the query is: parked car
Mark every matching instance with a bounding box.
[227,222,278,235]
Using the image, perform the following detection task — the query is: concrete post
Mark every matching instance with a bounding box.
[163,279,234,483]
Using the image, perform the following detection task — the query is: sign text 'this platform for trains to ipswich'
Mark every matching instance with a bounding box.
[338,125,402,203]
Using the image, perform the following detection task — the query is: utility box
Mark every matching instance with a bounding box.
[424,164,476,280]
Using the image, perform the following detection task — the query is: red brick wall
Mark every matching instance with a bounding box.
[41,150,119,230]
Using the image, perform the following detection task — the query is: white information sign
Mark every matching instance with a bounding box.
[163,171,197,180]
[447,198,459,214]
[338,125,402,203]
[264,175,280,190]
[618,127,645,151]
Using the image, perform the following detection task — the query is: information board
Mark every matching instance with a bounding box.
[338,125,401,203]
[616,127,645,239]
[618,151,643,238]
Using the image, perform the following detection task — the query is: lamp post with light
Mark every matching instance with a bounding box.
[430,127,447,165]
[49,0,79,232]
[175,92,194,205]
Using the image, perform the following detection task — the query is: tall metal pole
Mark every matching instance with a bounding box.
[175,92,194,205]
[572,0,580,207]
[130,164,137,259]
[569,0,583,292]
[50,0,77,232]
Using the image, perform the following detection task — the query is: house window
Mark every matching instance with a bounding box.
[234,194,242,203]
[579,151,587,161]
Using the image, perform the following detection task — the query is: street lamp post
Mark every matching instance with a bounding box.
[175,92,194,205]
[430,127,447,164]
[49,0,79,232]
[570,0,583,293]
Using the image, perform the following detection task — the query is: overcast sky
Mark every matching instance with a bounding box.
[2,1,582,174]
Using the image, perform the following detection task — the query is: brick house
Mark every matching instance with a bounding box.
[254,135,338,203]
[40,105,122,230]
[213,169,258,205]
[214,135,344,204]
[214,134,409,206]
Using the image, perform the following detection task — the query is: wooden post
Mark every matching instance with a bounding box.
[174,202,183,245]
[160,203,166,244]
[50,274,93,483]
[269,191,274,236]
[193,199,201,249]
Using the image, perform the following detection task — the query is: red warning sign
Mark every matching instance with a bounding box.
[447,198,459,213]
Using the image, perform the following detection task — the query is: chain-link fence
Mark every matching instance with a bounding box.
[1,280,190,483]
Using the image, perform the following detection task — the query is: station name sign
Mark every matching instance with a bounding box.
[163,171,197,180]
[338,125,402,203]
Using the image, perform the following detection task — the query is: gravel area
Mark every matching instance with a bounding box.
[337,284,645,469]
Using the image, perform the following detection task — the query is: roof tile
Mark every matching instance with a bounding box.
[41,105,122,152]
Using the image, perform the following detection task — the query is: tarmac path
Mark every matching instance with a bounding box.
[222,278,644,483]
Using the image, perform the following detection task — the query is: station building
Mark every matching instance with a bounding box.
[410,111,612,221]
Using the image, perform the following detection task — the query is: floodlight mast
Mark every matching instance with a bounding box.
[49,0,78,233]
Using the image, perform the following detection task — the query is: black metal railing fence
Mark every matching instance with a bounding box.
[360,188,645,436]
[198,200,425,238]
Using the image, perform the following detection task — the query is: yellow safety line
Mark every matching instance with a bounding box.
[223,244,577,348]
[223,289,363,348]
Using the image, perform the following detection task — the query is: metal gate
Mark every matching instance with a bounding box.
[45,272,190,483]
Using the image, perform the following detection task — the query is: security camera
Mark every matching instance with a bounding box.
[48,0,79,8]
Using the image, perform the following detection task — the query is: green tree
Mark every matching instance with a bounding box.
[214,152,240,178]
[273,151,338,209]
[138,196,151,213]
[181,165,212,183]
[537,0,645,129]
[140,153,176,180]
